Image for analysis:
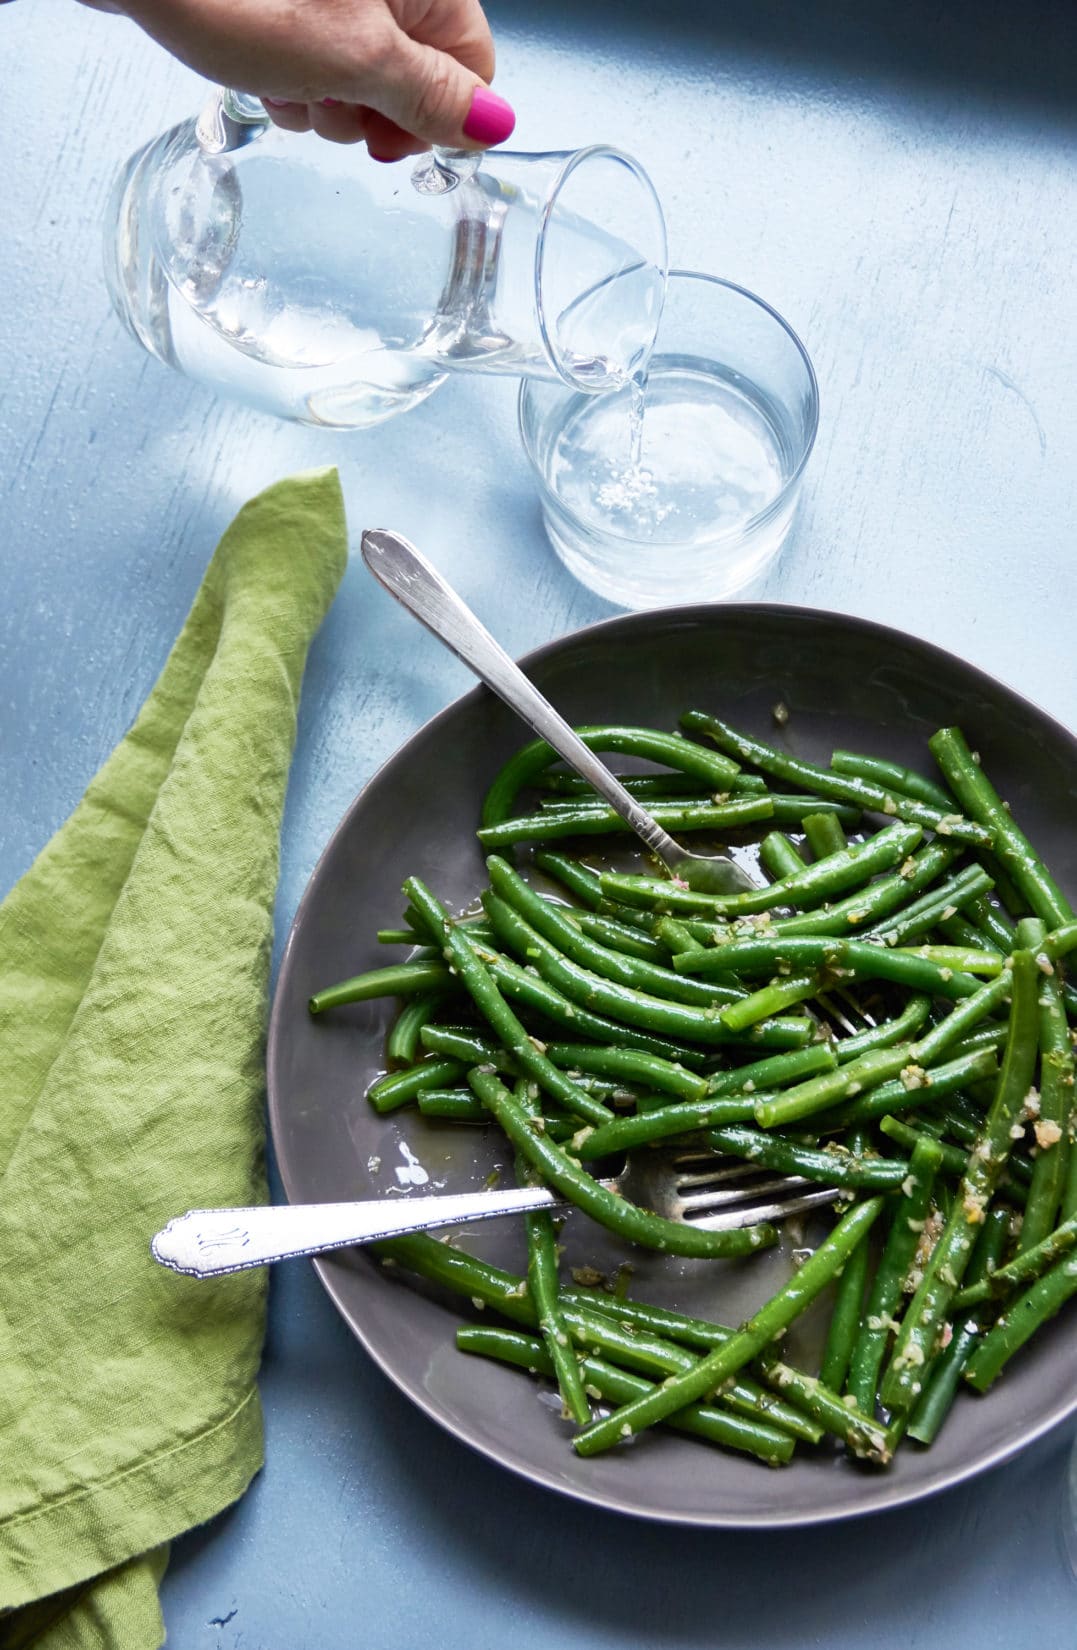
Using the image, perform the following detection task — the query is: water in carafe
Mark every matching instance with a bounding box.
[105,93,668,429]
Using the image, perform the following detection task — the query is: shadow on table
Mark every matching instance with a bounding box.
[353,1387,1076,1646]
[495,0,1077,118]
[162,1244,1077,1646]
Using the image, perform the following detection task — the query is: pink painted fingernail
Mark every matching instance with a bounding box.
[463,86,516,146]
[263,97,291,108]
[321,97,342,107]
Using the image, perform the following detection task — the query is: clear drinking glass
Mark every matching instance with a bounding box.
[518,270,819,608]
[103,89,667,429]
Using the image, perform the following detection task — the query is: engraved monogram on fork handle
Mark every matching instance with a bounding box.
[151,1185,573,1279]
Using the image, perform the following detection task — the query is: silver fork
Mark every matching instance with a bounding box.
[360,528,753,896]
[150,1156,841,1279]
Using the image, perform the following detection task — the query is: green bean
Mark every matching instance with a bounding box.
[719,974,823,1031]
[532,851,604,908]
[878,1115,1026,1205]
[470,1066,777,1258]
[802,811,848,860]
[964,1250,1077,1391]
[537,771,760,800]
[1045,920,1077,962]
[561,1287,729,1351]
[820,1047,1000,1132]
[560,1304,786,1432]
[927,727,1074,928]
[479,796,774,849]
[559,1298,821,1442]
[937,912,995,952]
[880,949,1039,1412]
[753,1350,894,1463]
[672,935,992,999]
[954,1216,1077,1310]
[537,775,701,801]
[830,994,934,1063]
[482,725,743,828]
[911,970,1013,1065]
[947,1023,1010,1060]
[706,1042,838,1096]
[601,822,923,919]
[753,1045,918,1130]
[759,832,808,880]
[418,1088,494,1124]
[1020,947,1075,1245]
[776,844,961,937]
[705,1124,910,1192]
[906,1208,1010,1443]
[456,1327,795,1464]
[481,892,812,1051]
[569,1283,893,1449]
[375,1232,849,1456]
[377,927,420,945]
[637,841,953,941]
[572,1093,757,1159]
[377,1228,799,1451]
[681,710,991,845]
[374,1231,537,1320]
[818,1131,873,1391]
[366,1057,469,1115]
[760,797,863,827]
[542,1043,706,1101]
[568,909,667,962]
[652,918,710,960]
[309,959,457,1014]
[845,1136,944,1415]
[480,949,709,1068]
[486,856,746,1008]
[967,893,1017,954]
[932,1102,1034,1185]
[404,878,614,1128]
[386,992,449,1064]
[418,1027,632,1109]
[420,1025,515,1067]
[829,750,955,812]
[572,1198,884,1455]
[865,866,996,947]
[510,1080,591,1426]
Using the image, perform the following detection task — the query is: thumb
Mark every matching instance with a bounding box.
[363,31,516,150]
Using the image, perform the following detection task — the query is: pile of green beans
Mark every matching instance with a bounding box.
[309,717,1077,1471]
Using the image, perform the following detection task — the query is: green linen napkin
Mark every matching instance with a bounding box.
[0,469,348,1647]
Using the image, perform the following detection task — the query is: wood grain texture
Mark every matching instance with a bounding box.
[2,1,1076,1645]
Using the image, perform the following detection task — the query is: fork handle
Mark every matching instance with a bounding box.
[151,1185,568,1279]
[360,528,683,871]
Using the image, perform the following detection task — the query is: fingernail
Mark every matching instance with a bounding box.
[321,97,342,107]
[262,97,291,108]
[463,86,516,146]
[368,152,396,163]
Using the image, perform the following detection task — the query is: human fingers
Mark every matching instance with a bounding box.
[393,0,496,84]
[262,98,314,133]
[307,99,368,143]
[361,108,430,162]
[349,23,514,151]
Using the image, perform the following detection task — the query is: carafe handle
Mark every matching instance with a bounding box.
[197,88,271,155]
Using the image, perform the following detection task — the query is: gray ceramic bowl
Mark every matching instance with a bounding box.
[267,604,1077,1527]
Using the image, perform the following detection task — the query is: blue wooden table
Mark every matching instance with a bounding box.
[4,2,1077,1644]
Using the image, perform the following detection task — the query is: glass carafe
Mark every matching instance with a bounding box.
[104,89,668,429]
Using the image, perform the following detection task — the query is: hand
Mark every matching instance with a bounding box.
[85,0,514,157]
